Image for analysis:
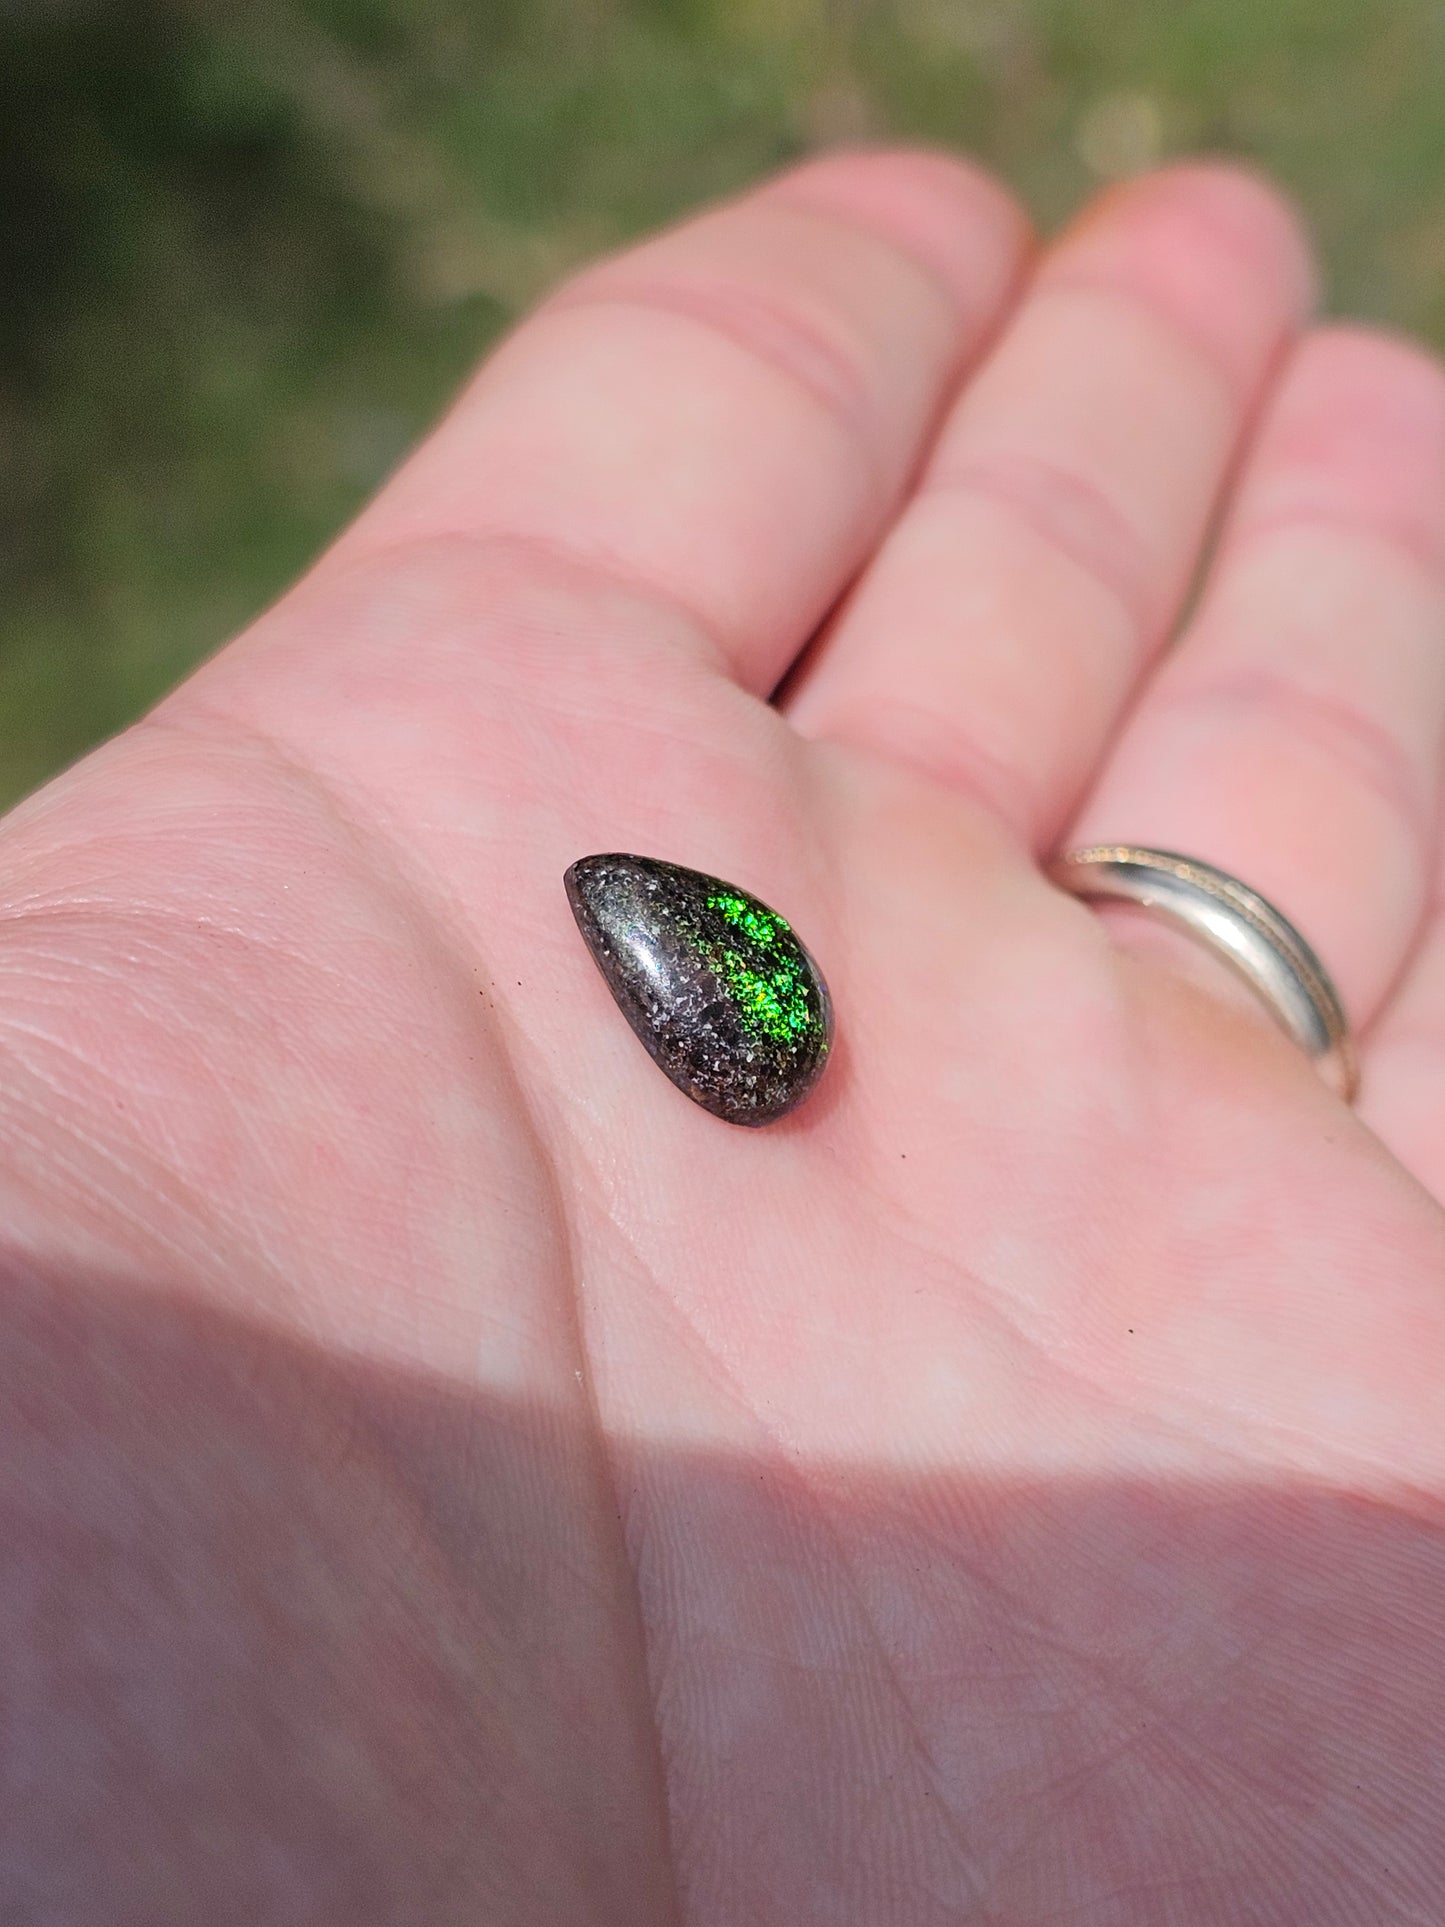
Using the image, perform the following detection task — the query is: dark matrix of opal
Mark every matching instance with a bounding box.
[565,854,834,1125]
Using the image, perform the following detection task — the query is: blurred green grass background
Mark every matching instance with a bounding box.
[5,0,1445,806]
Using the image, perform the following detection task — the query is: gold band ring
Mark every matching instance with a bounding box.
[1049,845,1358,1102]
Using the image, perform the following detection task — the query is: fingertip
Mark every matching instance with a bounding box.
[1045,159,1319,397]
[1070,160,1318,308]
[763,145,1034,320]
[1232,322,1445,578]
[1284,322,1445,429]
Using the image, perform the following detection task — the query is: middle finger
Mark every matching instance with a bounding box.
[784,165,1315,845]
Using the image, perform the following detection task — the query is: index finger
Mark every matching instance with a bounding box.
[331,149,1030,692]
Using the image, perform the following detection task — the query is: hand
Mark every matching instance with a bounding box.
[4,150,1445,1925]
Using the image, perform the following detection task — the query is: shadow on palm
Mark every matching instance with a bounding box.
[5,1265,1441,1924]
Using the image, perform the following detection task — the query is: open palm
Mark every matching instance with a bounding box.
[5,151,1445,1924]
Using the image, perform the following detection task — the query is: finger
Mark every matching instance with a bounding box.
[330,149,1029,693]
[784,165,1315,841]
[1065,326,1445,1037]
[1361,860,1445,1198]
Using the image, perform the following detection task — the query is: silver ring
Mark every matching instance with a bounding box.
[1049,845,1358,1102]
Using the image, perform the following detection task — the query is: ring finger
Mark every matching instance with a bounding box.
[1064,324,1445,1039]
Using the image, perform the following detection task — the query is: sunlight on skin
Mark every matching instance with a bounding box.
[2,150,1445,1922]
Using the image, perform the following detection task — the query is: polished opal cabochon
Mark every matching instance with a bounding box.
[565,854,833,1125]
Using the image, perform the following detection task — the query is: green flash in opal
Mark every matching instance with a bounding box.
[705,890,815,1046]
[564,855,834,1125]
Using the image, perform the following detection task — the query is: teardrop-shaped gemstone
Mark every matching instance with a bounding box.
[565,854,833,1126]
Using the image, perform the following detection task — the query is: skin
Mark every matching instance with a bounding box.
[2,149,1445,1924]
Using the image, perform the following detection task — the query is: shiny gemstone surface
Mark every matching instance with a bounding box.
[564,854,834,1125]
